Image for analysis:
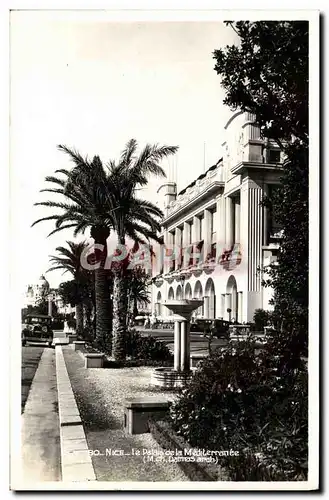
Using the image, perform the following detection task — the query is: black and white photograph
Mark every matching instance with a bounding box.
[8,6,319,491]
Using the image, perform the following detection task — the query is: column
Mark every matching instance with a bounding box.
[174,321,181,371]
[203,296,210,319]
[263,184,269,245]
[203,209,212,261]
[238,292,243,323]
[216,195,225,262]
[240,182,263,292]
[221,294,226,319]
[234,197,241,244]
[180,321,190,371]
[225,293,232,321]
[192,216,200,243]
[155,241,163,275]
[183,221,190,267]
[209,294,216,319]
[192,216,201,265]
[225,197,234,250]
[231,290,237,322]
[175,227,182,268]
[48,298,52,317]
[163,231,171,273]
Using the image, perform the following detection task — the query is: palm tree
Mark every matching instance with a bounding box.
[32,140,178,358]
[127,267,151,320]
[104,140,178,360]
[46,241,91,335]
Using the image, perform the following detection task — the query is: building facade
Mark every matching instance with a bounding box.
[151,111,283,323]
[23,275,50,308]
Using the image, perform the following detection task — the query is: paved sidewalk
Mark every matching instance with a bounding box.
[63,347,189,482]
[21,348,61,483]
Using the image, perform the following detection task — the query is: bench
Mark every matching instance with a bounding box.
[66,333,78,344]
[84,352,104,368]
[72,340,86,352]
[53,337,70,346]
[124,397,172,434]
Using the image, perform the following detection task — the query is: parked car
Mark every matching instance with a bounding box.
[21,314,54,347]
[211,319,230,340]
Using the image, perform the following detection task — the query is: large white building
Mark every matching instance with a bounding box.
[151,111,283,323]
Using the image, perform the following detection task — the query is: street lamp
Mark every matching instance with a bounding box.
[47,292,55,317]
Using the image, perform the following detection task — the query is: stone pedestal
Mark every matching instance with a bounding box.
[124,397,171,435]
[73,341,86,352]
[152,299,203,388]
[84,353,104,368]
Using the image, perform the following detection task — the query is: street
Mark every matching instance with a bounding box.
[21,346,44,413]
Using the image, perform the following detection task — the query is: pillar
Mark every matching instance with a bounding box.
[48,298,52,317]
[231,290,237,322]
[175,226,182,268]
[164,231,174,273]
[234,197,241,244]
[203,296,210,319]
[174,321,180,371]
[183,221,190,267]
[203,209,212,261]
[240,181,263,292]
[263,184,269,245]
[180,321,190,372]
[238,292,243,323]
[225,197,234,249]
[225,293,232,321]
[221,294,226,319]
[216,195,226,262]
[192,216,200,243]
[209,294,216,319]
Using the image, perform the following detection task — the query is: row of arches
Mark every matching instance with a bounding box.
[155,276,240,321]
[158,278,215,302]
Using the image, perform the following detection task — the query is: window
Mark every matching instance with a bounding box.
[268,149,281,164]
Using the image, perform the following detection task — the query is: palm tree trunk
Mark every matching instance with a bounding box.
[112,271,128,361]
[91,226,112,352]
[133,298,139,319]
[75,302,84,336]
[94,264,112,351]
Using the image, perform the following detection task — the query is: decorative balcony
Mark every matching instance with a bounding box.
[163,161,224,223]
[152,275,164,287]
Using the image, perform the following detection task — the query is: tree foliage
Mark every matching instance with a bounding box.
[32,139,178,354]
[213,21,309,358]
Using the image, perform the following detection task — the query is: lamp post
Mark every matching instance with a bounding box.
[47,292,55,317]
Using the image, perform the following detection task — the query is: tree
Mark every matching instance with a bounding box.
[46,240,92,335]
[213,21,308,359]
[104,140,178,360]
[32,140,178,358]
[126,267,151,319]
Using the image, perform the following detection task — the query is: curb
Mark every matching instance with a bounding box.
[55,346,96,482]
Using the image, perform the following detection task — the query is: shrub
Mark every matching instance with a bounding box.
[67,318,76,329]
[169,338,308,481]
[253,309,271,332]
[126,329,173,362]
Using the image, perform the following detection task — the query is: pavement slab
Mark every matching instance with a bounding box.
[55,346,96,483]
[21,347,61,483]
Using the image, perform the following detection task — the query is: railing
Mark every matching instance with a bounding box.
[167,166,224,216]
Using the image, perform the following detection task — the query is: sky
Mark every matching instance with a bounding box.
[10,11,238,290]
